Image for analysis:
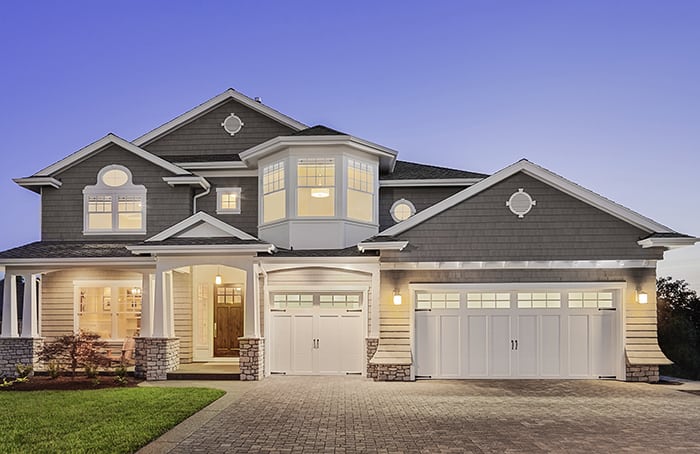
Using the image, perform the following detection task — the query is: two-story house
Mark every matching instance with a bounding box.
[1,89,696,381]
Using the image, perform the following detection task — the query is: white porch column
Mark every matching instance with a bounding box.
[139,273,154,337]
[20,274,39,338]
[370,264,381,338]
[152,270,175,338]
[1,274,19,338]
[243,264,259,338]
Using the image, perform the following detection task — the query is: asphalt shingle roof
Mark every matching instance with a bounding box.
[0,241,136,259]
[291,125,347,136]
[382,160,489,180]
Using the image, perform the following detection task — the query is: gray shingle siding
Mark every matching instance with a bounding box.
[43,144,192,241]
[142,99,296,158]
[383,172,663,262]
[194,177,259,236]
[379,186,466,231]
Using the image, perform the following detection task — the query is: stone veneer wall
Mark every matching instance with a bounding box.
[375,364,411,381]
[626,364,660,383]
[134,337,180,381]
[366,338,379,379]
[239,337,264,380]
[0,338,42,378]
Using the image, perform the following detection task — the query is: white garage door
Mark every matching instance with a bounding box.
[415,287,620,379]
[270,293,364,375]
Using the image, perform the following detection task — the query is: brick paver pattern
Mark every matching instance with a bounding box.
[170,377,700,453]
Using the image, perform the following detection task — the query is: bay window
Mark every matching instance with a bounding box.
[346,159,374,222]
[297,158,335,217]
[262,161,286,222]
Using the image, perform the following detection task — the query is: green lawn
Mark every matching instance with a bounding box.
[0,387,225,454]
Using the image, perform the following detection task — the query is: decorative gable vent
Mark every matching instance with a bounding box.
[506,188,536,218]
[221,113,244,136]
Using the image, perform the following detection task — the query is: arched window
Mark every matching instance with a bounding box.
[83,165,146,234]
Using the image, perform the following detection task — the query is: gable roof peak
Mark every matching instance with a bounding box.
[132,88,308,147]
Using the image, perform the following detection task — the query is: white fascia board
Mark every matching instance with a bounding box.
[637,237,699,249]
[146,211,257,242]
[162,175,210,190]
[379,178,482,187]
[410,282,628,291]
[192,170,258,178]
[357,241,409,252]
[176,161,249,170]
[379,159,674,237]
[380,259,656,270]
[13,177,62,189]
[239,136,398,172]
[0,257,156,267]
[133,89,308,147]
[127,244,275,255]
[34,134,190,177]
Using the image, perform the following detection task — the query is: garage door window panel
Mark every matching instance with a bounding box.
[568,292,613,308]
[517,292,561,308]
[416,293,460,309]
[467,293,511,309]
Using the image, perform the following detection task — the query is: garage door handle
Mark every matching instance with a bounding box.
[598,308,616,311]
[515,340,518,350]
[511,340,514,350]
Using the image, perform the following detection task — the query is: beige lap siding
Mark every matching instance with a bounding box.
[40,268,143,339]
[624,277,671,366]
[173,270,193,364]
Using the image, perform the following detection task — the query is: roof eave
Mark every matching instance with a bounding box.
[13,177,62,193]
[357,241,409,252]
[637,237,699,249]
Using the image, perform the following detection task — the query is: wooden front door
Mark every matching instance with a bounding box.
[214,284,244,357]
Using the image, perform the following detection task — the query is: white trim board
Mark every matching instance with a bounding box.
[380,259,657,270]
[379,159,675,237]
[34,134,190,177]
[13,177,62,190]
[133,88,308,146]
[146,211,256,242]
[637,237,699,249]
[128,244,275,254]
[357,241,408,252]
[409,282,628,291]
[379,178,482,187]
[162,175,210,190]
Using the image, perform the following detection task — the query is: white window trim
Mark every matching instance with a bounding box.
[216,187,242,214]
[346,157,376,223]
[390,198,416,223]
[296,158,336,218]
[83,165,147,235]
[73,279,142,341]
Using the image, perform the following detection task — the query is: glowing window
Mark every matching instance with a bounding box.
[77,283,142,340]
[297,158,335,217]
[390,199,416,222]
[262,161,286,223]
[347,159,375,222]
[217,187,242,214]
[84,165,146,234]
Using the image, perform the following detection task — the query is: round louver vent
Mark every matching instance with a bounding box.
[221,113,244,136]
[506,188,536,218]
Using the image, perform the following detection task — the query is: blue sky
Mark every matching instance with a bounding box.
[1,1,698,286]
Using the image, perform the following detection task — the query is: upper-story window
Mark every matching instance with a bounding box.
[347,159,374,222]
[83,165,146,234]
[297,158,335,217]
[216,187,242,214]
[262,161,286,223]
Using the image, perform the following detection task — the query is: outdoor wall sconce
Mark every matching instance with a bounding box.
[215,267,222,285]
[636,290,648,304]
[393,289,402,305]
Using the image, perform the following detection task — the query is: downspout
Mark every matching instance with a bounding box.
[192,185,211,214]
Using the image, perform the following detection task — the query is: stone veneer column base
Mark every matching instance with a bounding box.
[375,364,412,381]
[626,364,660,383]
[239,337,264,380]
[366,338,379,379]
[0,338,43,378]
[134,337,180,381]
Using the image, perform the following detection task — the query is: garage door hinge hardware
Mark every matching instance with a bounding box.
[415,308,431,312]
[598,375,616,379]
[598,308,616,311]
[270,309,287,312]
[270,371,287,375]
[346,309,362,312]
[415,375,432,379]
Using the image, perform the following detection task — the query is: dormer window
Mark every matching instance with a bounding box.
[83,165,146,234]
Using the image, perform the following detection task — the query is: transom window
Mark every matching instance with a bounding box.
[83,165,146,234]
[416,293,460,309]
[568,292,613,308]
[216,187,242,214]
[467,293,511,309]
[347,159,374,222]
[262,161,286,223]
[76,281,142,340]
[297,158,335,217]
[517,292,561,308]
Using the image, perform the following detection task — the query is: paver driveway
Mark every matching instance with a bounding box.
[166,377,700,453]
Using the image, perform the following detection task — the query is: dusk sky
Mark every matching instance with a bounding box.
[1,1,698,287]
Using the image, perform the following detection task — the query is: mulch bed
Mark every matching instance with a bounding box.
[1,375,143,391]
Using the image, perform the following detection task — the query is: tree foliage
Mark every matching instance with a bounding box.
[37,330,110,379]
[657,277,700,379]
